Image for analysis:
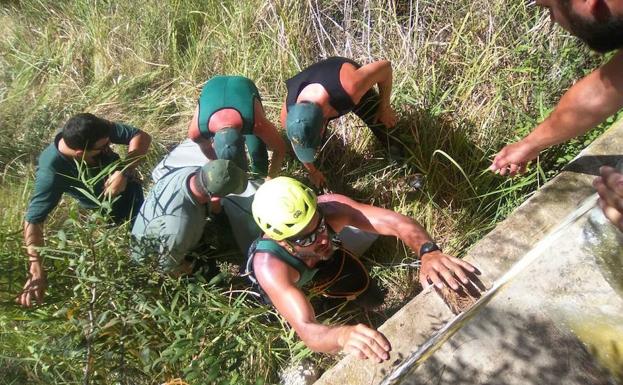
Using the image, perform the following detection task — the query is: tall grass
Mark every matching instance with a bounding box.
[0,1,615,384]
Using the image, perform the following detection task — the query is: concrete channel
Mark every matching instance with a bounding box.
[313,120,623,385]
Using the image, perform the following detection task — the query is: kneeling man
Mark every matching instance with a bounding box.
[131,159,248,275]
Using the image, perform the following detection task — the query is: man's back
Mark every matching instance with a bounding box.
[131,166,207,272]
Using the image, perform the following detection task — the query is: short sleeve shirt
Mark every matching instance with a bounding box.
[130,167,208,272]
[24,123,140,223]
[190,76,260,141]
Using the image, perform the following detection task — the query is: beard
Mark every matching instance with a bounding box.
[296,243,335,261]
[562,4,623,53]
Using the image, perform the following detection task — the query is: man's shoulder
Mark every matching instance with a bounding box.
[145,167,196,206]
[36,142,68,171]
[142,167,204,222]
[318,193,357,207]
[252,248,299,284]
[109,122,140,144]
[155,166,198,186]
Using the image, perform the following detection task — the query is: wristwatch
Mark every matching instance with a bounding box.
[419,241,441,258]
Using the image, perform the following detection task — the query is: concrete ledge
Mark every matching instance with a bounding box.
[314,120,623,385]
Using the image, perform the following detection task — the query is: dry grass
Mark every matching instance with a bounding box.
[0,1,612,384]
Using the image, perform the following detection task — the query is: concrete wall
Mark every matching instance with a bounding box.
[313,120,623,385]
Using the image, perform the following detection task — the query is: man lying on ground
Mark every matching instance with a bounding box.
[281,57,404,187]
[18,113,151,307]
[490,0,623,231]
[246,177,478,362]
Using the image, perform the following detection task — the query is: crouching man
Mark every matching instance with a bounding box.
[246,177,477,362]
[131,159,248,275]
[18,113,151,307]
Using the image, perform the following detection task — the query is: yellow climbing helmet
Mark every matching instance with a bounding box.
[252,176,317,240]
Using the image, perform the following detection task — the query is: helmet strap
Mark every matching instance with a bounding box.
[279,239,298,256]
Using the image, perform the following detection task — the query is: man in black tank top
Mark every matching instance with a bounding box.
[280,57,403,187]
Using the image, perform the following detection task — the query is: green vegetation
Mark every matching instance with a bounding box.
[0,1,615,384]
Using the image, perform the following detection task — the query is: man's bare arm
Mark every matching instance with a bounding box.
[347,60,396,127]
[349,61,393,106]
[253,100,287,178]
[320,194,477,290]
[104,129,151,197]
[319,194,430,245]
[17,221,47,307]
[491,50,623,175]
[302,162,326,188]
[125,130,152,170]
[254,253,391,361]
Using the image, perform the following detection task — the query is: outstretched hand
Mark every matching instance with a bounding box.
[308,168,327,189]
[338,324,391,363]
[16,262,47,307]
[419,251,478,291]
[593,166,623,232]
[375,105,397,128]
[490,139,541,176]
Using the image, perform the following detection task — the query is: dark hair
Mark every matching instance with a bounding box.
[62,113,112,150]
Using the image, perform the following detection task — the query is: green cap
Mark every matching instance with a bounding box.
[197,159,248,197]
[286,103,324,163]
[213,127,247,170]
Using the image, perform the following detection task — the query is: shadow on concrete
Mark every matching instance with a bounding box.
[392,307,616,385]
[564,154,623,176]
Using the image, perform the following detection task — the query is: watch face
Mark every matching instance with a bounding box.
[420,242,440,257]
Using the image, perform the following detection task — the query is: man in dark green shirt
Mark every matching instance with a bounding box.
[18,113,152,307]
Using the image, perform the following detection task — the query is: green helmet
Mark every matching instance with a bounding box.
[252,177,317,240]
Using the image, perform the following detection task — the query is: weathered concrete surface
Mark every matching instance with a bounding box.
[313,120,623,385]
[402,210,623,384]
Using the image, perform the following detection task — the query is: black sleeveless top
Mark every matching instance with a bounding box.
[285,57,361,116]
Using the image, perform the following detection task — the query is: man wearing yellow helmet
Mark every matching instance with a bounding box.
[247,177,478,362]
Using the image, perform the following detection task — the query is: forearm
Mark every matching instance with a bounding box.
[376,62,393,108]
[255,120,287,179]
[393,219,434,255]
[197,139,217,159]
[525,54,623,150]
[24,221,44,261]
[296,322,348,354]
[526,99,611,151]
[267,149,285,179]
[125,131,152,170]
[18,221,48,306]
[303,162,318,174]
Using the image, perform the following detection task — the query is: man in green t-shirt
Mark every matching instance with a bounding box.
[18,113,152,307]
[131,159,250,275]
